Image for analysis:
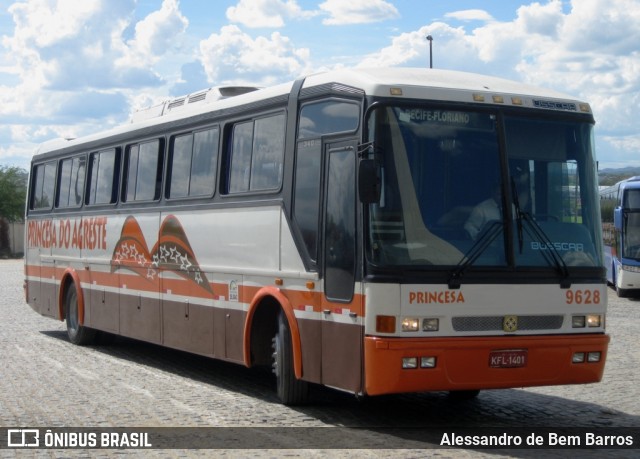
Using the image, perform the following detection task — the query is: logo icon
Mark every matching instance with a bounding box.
[503,315,518,332]
[7,429,40,447]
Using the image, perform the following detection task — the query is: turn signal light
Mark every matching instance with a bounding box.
[376,315,396,333]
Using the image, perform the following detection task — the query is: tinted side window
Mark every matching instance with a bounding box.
[229,121,253,193]
[57,156,86,208]
[192,128,219,196]
[227,113,285,194]
[293,139,321,261]
[168,127,219,198]
[169,134,192,198]
[325,148,356,301]
[298,101,359,139]
[30,161,57,210]
[293,101,359,263]
[88,148,119,205]
[250,114,285,190]
[124,140,163,202]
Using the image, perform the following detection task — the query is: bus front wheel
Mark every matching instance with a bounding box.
[64,283,96,345]
[448,390,480,400]
[272,311,309,405]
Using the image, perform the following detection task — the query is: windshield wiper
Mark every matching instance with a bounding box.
[511,179,570,288]
[448,221,502,289]
[520,212,571,288]
[511,178,524,253]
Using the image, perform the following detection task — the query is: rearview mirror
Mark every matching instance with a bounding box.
[358,159,381,204]
[614,207,623,230]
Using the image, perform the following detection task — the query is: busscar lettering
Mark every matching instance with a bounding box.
[531,241,584,252]
[27,217,108,251]
[533,99,577,111]
[409,290,465,304]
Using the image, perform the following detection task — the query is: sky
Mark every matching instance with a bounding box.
[0,0,638,171]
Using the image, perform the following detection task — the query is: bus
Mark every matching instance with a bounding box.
[25,67,609,405]
[600,176,640,297]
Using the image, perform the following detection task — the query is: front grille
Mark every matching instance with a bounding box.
[452,315,564,332]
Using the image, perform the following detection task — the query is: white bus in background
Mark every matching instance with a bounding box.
[600,176,640,297]
[25,67,608,405]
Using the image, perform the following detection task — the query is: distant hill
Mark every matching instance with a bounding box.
[598,167,640,186]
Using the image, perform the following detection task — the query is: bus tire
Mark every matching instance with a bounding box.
[64,283,96,346]
[616,286,628,298]
[272,311,309,405]
[448,390,480,400]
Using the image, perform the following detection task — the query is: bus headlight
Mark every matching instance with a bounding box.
[586,314,601,327]
[401,317,419,332]
[422,318,439,332]
[572,314,602,328]
[420,356,437,368]
[402,357,418,369]
[572,316,586,328]
[622,264,640,273]
[588,351,602,362]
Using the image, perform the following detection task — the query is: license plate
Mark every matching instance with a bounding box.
[489,349,527,368]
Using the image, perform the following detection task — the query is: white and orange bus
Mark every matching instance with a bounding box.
[25,68,609,404]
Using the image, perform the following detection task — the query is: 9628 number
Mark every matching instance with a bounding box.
[565,289,600,304]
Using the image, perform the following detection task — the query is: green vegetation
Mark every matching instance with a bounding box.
[598,167,640,186]
[0,166,28,255]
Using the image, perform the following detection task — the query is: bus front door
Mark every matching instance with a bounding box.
[322,141,363,393]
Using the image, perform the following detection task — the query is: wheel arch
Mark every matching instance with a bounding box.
[59,268,85,325]
[243,286,303,379]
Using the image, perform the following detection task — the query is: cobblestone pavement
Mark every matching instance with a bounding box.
[1,259,638,458]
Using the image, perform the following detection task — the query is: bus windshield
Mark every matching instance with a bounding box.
[366,105,602,271]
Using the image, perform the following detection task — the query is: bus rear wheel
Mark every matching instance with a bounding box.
[64,283,96,345]
[272,311,309,405]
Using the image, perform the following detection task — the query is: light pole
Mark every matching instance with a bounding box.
[426,35,433,68]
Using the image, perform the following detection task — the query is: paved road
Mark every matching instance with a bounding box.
[0,259,638,458]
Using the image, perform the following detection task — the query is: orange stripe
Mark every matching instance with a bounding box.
[25,263,367,317]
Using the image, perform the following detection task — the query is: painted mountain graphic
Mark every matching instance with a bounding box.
[111,215,212,293]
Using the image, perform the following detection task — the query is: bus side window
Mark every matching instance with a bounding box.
[293,100,360,264]
[168,127,219,199]
[190,127,219,196]
[56,156,86,208]
[226,113,285,194]
[228,121,253,193]
[250,114,285,190]
[30,161,57,210]
[87,148,120,205]
[123,140,163,202]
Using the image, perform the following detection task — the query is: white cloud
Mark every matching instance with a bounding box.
[445,10,494,22]
[226,0,316,28]
[356,22,480,70]
[123,0,189,64]
[5,0,102,49]
[319,0,400,25]
[0,0,191,115]
[198,25,311,86]
[0,0,193,168]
